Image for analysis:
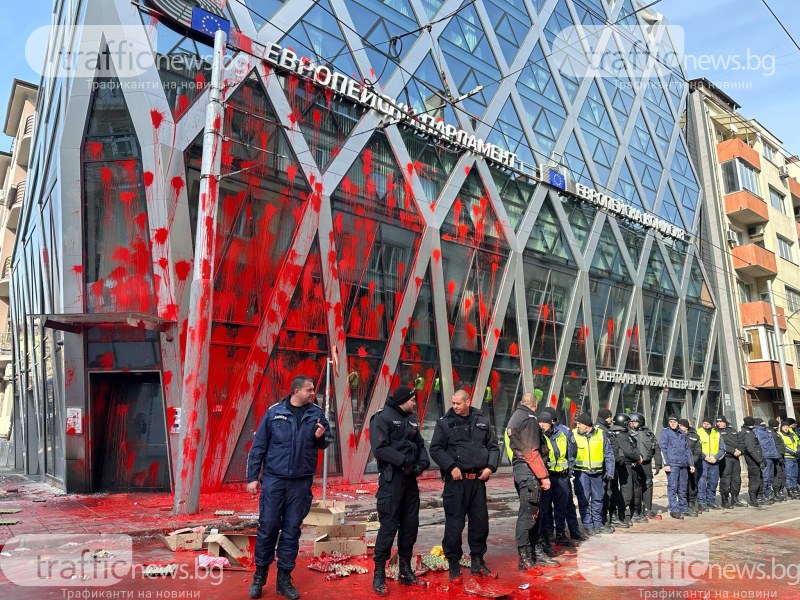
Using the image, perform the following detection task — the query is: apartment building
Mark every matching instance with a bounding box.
[0,80,37,465]
[686,78,800,420]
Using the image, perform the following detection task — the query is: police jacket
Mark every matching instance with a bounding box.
[684,427,703,463]
[718,428,743,457]
[659,427,693,468]
[740,427,764,464]
[771,429,786,459]
[247,397,331,481]
[753,425,779,459]
[550,422,577,471]
[608,425,641,464]
[370,404,430,474]
[697,426,726,461]
[505,405,549,480]
[431,407,500,475]
[632,426,662,468]
[596,419,619,457]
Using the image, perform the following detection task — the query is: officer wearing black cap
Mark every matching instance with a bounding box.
[370,385,430,595]
[715,415,746,508]
[430,389,500,581]
[741,417,764,507]
[594,408,616,526]
[627,412,661,517]
[768,419,787,501]
[678,419,702,515]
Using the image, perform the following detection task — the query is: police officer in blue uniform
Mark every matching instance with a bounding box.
[246,375,332,600]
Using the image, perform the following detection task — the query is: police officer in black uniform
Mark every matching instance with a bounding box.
[594,408,616,526]
[741,417,764,507]
[430,389,500,581]
[716,416,746,508]
[370,385,430,596]
[628,412,661,518]
[609,413,641,526]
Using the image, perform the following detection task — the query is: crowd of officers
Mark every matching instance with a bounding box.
[367,384,800,596]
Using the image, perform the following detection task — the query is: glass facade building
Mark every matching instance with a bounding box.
[11,0,736,491]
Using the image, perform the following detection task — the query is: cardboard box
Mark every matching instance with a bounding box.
[206,533,256,569]
[315,523,366,538]
[312,521,367,556]
[313,539,367,556]
[303,500,346,526]
[160,527,206,551]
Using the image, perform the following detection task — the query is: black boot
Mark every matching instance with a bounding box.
[733,497,748,507]
[398,556,426,586]
[470,554,492,577]
[276,568,300,600]
[517,546,537,571]
[372,562,387,596]
[533,543,560,567]
[555,530,576,547]
[249,564,268,599]
[539,535,558,557]
[448,558,462,582]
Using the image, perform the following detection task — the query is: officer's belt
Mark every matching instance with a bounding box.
[462,472,480,479]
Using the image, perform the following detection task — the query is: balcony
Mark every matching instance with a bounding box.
[6,180,23,229]
[747,361,796,389]
[17,114,33,167]
[0,332,11,354]
[717,138,761,171]
[725,190,769,225]
[740,301,786,330]
[732,243,777,278]
[0,257,9,297]
[790,177,800,203]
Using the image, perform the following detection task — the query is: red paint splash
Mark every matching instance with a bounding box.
[150,109,165,130]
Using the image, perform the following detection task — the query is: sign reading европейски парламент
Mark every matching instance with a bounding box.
[261,42,690,243]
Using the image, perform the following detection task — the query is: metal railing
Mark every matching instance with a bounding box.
[7,181,24,208]
[23,114,34,137]
[1,257,11,280]
[0,332,11,353]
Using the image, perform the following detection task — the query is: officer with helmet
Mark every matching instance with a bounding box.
[715,415,747,508]
[608,413,642,526]
[627,412,661,517]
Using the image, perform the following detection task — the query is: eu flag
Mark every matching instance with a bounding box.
[548,169,566,190]
[191,7,231,39]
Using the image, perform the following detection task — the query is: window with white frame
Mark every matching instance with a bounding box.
[738,280,753,304]
[777,234,794,262]
[721,159,761,197]
[763,142,777,163]
[770,187,786,214]
[795,341,800,366]
[787,287,800,313]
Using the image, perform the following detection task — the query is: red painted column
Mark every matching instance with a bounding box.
[173,29,227,515]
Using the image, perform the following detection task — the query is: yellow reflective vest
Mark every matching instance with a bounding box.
[573,427,605,472]
[779,431,798,458]
[697,428,721,457]
[544,431,569,472]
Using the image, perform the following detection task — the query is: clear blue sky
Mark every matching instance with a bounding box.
[1,0,798,155]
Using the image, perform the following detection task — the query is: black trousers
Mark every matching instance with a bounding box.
[612,462,634,519]
[442,476,490,560]
[639,460,655,512]
[512,464,541,549]
[719,455,742,500]
[687,461,700,505]
[601,476,613,523]
[744,455,762,502]
[774,458,786,494]
[373,471,420,564]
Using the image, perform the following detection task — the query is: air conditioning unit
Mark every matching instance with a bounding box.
[779,165,790,179]
[742,332,754,352]
[748,224,766,240]
[726,230,739,246]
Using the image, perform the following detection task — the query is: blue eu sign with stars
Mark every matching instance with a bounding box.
[191,7,230,39]
[547,169,566,190]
